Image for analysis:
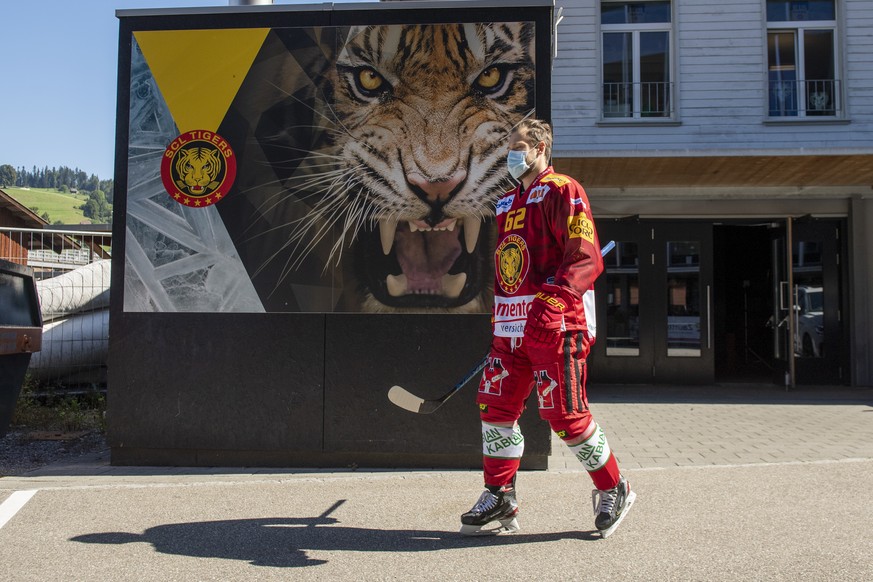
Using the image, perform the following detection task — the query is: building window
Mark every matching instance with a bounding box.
[601,1,673,120]
[767,0,840,117]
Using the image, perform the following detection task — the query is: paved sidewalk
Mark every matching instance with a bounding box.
[550,384,873,471]
[1,384,871,581]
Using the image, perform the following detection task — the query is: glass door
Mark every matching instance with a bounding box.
[592,221,714,383]
[771,218,845,385]
[653,224,714,383]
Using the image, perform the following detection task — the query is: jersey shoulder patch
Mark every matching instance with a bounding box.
[540,173,571,187]
[496,194,515,215]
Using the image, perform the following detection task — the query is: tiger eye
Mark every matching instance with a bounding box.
[476,67,502,89]
[358,68,384,91]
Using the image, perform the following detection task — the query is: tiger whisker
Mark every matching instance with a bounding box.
[258,194,349,286]
[263,79,355,140]
[242,165,364,232]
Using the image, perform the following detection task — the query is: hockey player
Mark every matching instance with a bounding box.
[460,119,635,538]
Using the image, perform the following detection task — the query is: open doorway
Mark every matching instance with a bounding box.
[713,224,776,382]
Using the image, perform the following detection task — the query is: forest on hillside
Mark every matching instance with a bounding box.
[0,163,113,224]
[0,164,113,201]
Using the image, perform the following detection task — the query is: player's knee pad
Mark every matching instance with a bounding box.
[481,422,524,459]
[548,413,594,441]
[564,422,612,473]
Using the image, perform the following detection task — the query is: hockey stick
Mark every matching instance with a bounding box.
[388,355,489,414]
[387,240,617,415]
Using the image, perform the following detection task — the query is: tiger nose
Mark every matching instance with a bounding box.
[407,169,467,204]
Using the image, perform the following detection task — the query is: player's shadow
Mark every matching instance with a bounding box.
[70,499,599,568]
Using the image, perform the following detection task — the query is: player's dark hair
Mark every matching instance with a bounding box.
[516,119,553,159]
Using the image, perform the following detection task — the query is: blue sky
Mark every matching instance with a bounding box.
[0,1,355,181]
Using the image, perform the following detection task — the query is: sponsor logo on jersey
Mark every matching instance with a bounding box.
[495,234,529,294]
[570,197,587,210]
[495,194,515,216]
[568,213,595,243]
[161,129,236,208]
[493,294,535,337]
[541,173,570,187]
[526,183,550,204]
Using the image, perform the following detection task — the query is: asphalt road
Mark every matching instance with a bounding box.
[2,385,872,581]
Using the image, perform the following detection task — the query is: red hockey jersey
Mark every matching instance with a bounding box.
[492,166,603,338]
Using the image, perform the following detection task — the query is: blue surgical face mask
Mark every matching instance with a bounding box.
[507,149,531,180]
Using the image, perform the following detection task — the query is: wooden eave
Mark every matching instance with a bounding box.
[553,154,873,189]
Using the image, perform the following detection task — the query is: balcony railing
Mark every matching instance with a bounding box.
[768,79,842,117]
[603,81,673,119]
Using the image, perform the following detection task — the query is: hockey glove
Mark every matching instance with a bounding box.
[525,283,584,345]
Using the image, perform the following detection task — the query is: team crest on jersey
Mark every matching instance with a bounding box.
[526,184,550,204]
[496,194,515,216]
[541,173,570,187]
[568,214,595,243]
[161,130,237,208]
[495,234,530,294]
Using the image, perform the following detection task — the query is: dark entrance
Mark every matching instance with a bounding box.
[713,223,777,382]
[591,218,847,385]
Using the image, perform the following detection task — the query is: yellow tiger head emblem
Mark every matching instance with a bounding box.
[499,246,522,288]
[175,147,221,195]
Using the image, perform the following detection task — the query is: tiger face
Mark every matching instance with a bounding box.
[176,147,221,195]
[499,245,523,288]
[314,23,535,311]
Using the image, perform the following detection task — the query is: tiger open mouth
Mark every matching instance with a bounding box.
[356,216,489,309]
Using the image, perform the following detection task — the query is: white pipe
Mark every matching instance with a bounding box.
[27,310,109,384]
[36,260,111,321]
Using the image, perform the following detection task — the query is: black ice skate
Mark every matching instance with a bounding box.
[459,486,520,536]
[592,475,636,539]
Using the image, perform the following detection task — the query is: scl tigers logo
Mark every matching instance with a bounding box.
[161,130,237,208]
[495,234,529,294]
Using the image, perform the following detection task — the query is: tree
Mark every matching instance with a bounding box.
[0,164,16,188]
[81,190,112,223]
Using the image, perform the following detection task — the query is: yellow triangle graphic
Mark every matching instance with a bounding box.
[134,28,269,132]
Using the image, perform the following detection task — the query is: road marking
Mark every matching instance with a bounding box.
[0,490,38,529]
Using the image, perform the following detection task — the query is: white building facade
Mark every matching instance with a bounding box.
[550,0,873,386]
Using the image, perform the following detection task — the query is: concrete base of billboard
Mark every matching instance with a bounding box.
[108,313,551,470]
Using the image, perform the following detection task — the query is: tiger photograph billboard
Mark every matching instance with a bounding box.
[117,4,551,314]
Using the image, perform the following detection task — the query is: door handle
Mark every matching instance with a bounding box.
[706,284,712,350]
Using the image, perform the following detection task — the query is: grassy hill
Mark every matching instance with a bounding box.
[2,187,91,224]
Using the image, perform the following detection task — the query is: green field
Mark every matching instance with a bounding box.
[2,187,90,224]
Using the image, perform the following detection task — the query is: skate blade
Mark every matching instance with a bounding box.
[599,490,636,539]
[459,517,520,536]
